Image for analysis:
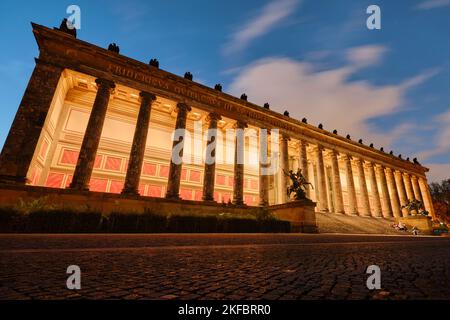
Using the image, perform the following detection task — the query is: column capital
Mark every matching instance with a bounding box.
[281,132,290,140]
[233,120,248,129]
[385,167,394,173]
[95,78,115,90]
[364,161,375,169]
[176,102,192,113]
[206,112,222,122]
[340,153,352,161]
[139,91,156,101]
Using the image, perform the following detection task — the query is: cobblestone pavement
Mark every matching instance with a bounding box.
[0,234,449,300]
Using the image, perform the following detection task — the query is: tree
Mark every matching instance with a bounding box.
[429,179,450,224]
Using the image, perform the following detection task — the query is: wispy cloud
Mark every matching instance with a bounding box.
[223,0,300,55]
[424,163,450,182]
[415,0,450,10]
[418,109,450,159]
[228,44,437,150]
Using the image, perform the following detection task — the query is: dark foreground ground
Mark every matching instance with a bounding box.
[0,233,449,300]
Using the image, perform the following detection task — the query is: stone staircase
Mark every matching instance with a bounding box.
[316,212,408,235]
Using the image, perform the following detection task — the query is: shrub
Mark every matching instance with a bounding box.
[0,207,23,232]
[167,214,219,233]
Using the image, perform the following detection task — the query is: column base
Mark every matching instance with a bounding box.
[165,193,180,200]
[67,183,89,192]
[121,188,140,196]
[202,195,215,202]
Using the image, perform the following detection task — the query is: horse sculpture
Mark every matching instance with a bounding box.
[283,168,314,200]
[401,199,428,216]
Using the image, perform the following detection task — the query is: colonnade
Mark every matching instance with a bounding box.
[67,78,435,219]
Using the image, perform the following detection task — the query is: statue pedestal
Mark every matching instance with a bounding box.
[397,215,433,235]
[268,199,317,233]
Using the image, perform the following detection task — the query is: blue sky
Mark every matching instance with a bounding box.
[0,0,449,181]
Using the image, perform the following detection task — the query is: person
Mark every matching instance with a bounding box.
[411,226,419,236]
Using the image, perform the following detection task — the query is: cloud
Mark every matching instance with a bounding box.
[425,163,450,182]
[228,45,437,149]
[415,0,450,10]
[346,45,388,69]
[223,0,300,55]
[418,109,450,159]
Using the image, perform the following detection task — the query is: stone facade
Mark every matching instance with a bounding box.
[0,22,436,230]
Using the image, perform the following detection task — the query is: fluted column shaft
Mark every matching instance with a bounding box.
[377,165,393,218]
[355,158,371,216]
[315,145,328,212]
[69,78,115,190]
[403,173,415,201]
[343,154,357,215]
[298,139,310,198]
[386,167,402,218]
[232,121,247,205]
[395,170,409,216]
[280,134,290,202]
[418,177,436,219]
[411,175,423,202]
[259,129,270,206]
[330,150,344,213]
[367,162,382,217]
[165,103,191,199]
[122,92,156,195]
[202,113,221,201]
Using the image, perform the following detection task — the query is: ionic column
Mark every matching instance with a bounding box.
[376,165,393,218]
[280,133,290,202]
[165,103,191,199]
[385,167,402,218]
[122,91,156,195]
[329,150,344,213]
[395,170,409,216]
[259,129,270,206]
[355,158,371,216]
[366,162,382,218]
[315,145,328,212]
[202,113,221,201]
[418,177,436,219]
[403,173,415,202]
[411,175,423,202]
[298,139,310,198]
[342,154,357,215]
[232,121,247,205]
[69,78,115,190]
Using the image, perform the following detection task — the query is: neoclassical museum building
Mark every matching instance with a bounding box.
[0,21,436,230]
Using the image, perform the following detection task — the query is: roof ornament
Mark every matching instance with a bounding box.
[370,143,374,148]
[302,118,307,123]
[240,93,248,101]
[184,72,193,80]
[346,134,351,139]
[263,103,270,109]
[214,84,222,91]
[149,58,159,68]
[56,18,77,37]
[283,110,290,117]
[108,43,120,53]
[333,129,338,134]
[358,139,363,144]
[318,123,323,129]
